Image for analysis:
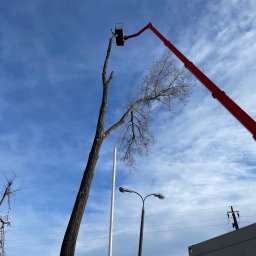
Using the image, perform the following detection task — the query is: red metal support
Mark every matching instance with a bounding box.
[123,23,256,139]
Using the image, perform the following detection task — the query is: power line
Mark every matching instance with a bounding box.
[3,204,256,251]
[6,219,256,246]
[7,220,252,250]
[5,218,256,251]
[6,212,256,235]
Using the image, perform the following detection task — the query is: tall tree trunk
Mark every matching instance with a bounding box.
[60,37,114,256]
[60,135,104,256]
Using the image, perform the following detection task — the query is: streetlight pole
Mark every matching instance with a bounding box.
[138,203,144,256]
[119,187,164,256]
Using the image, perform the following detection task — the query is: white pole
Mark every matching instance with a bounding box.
[108,147,117,256]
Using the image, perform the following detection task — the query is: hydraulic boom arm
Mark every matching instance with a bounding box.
[115,23,256,139]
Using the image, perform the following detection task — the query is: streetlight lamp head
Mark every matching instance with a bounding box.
[119,187,134,193]
[154,193,165,200]
[119,187,126,193]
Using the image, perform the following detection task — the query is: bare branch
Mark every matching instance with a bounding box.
[118,52,192,166]
[104,53,191,166]
[107,70,114,85]
[102,36,115,87]
[104,104,134,137]
[105,53,191,134]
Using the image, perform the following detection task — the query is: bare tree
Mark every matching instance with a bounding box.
[0,175,17,256]
[60,36,192,256]
[0,175,17,209]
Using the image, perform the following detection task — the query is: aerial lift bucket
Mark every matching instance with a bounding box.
[115,23,124,46]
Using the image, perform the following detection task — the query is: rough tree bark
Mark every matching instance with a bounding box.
[60,35,191,256]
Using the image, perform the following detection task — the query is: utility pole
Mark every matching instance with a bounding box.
[0,217,10,256]
[227,206,239,230]
[108,147,117,256]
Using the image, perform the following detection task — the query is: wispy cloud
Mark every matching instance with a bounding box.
[0,1,256,255]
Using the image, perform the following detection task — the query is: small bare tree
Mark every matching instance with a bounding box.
[0,175,16,256]
[0,175,17,209]
[60,36,192,256]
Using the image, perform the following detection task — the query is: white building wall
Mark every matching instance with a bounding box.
[188,223,256,256]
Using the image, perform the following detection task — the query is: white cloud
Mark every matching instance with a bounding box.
[1,1,256,256]
[107,1,256,255]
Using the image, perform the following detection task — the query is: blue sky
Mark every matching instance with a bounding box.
[0,0,256,255]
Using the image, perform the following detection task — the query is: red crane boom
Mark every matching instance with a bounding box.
[115,23,256,139]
